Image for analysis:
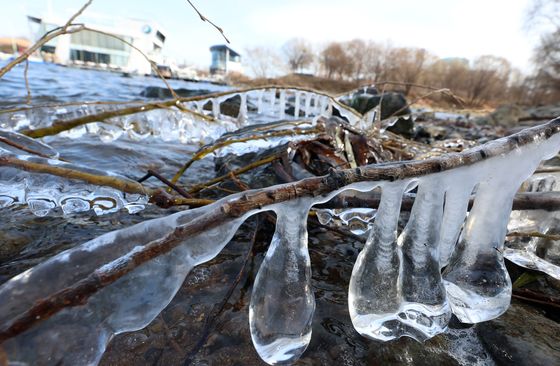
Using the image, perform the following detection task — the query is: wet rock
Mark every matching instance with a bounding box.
[476,302,560,365]
[140,86,211,99]
[202,94,254,118]
[385,116,415,138]
[341,92,410,119]
[337,92,414,137]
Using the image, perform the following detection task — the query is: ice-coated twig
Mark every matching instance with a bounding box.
[17,86,362,139]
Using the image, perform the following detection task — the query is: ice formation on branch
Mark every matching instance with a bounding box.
[0,87,366,146]
[505,173,560,280]
[0,135,148,216]
[0,119,559,365]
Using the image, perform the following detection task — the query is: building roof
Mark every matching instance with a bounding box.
[210,44,240,58]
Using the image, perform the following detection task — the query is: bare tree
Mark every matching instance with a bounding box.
[320,42,352,79]
[466,55,511,106]
[282,38,314,73]
[534,29,560,100]
[386,47,434,95]
[343,39,368,81]
[244,46,281,78]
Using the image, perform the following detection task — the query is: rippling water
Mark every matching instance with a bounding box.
[0,61,228,106]
[0,63,227,273]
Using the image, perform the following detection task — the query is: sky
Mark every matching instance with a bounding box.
[0,0,545,73]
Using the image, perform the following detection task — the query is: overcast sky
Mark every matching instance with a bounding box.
[0,0,543,73]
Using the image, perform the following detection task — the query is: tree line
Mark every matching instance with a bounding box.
[244,0,560,108]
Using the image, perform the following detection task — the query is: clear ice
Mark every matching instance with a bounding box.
[249,200,315,365]
[0,145,148,216]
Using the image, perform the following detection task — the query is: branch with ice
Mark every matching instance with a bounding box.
[0,118,559,365]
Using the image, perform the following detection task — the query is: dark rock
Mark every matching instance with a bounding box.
[353,86,379,96]
[203,94,242,118]
[386,116,415,138]
[140,86,211,99]
[335,91,414,138]
[343,92,410,119]
[476,303,560,365]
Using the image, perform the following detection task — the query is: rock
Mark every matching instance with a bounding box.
[336,92,414,138]
[140,86,210,99]
[385,116,415,138]
[353,86,379,96]
[346,92,410,119]
[476,302,560,365]
[202,94,242,118]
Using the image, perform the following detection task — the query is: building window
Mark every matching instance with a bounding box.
[156,31,166,43]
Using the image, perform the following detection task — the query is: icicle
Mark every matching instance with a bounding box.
[257,89,265,114]
[442,134,560,323]
[399,177,451,341]
[269,88,276,115]
[294,91,301,118]
[348,181,406,341]
[212,98,220,119]
[304,92,311,117]
[442,179,516,323]
[278,90,286,120]
[250,199,315,365]
[238,93,248,124]
[438,175,477,268]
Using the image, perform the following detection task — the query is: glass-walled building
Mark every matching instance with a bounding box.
[210,45,242,75]
[28,14,166,74]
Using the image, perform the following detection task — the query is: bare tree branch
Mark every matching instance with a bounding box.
[185,0,230,43]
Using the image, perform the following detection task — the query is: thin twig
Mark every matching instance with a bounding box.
[19,86,360,139]
[507,231,560,241]
[23,60,31,104]
[0,136,54,159]
[187,153,281,194]
[185,0,230,43]
[140,169,192,198]
[183,218,260,365]
[0,0,93,79]
[80,26,178,99]
[171,126,320,184]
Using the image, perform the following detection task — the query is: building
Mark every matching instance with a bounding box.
[27,14,166,74]
[209,45,242,75]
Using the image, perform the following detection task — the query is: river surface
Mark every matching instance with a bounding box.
[0,62,557,366]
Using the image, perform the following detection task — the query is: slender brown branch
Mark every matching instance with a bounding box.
[142,169,192,198]
[0,0,93,79]
[185,0,230,43]
[183,218,259,365]
[19,86,360,139]
[0,155,149,195]
[187,153,281,194]
[0,118,558,342]
[80,26,178,99]
[507,231,560,241]
[23,60,31,104]
[0,136,53,159]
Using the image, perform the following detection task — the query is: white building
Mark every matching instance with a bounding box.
[210,45,242,75]
[28,14,166,74]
